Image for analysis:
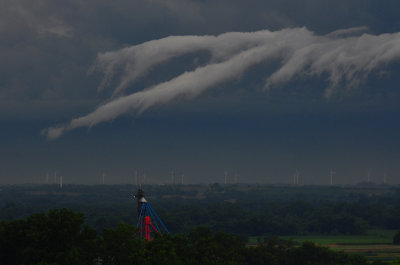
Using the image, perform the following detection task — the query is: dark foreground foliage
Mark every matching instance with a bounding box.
[394,231,400,245]
[2,185,400,236]
[0,209,98,265]
[0,209,384,265]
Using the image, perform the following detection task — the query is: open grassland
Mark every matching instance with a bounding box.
[335,244,400,262]
[288,230,400,262]
[249,230,400,262]
[281,229,398,245]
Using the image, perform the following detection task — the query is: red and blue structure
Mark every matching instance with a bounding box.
[135,189,169,241]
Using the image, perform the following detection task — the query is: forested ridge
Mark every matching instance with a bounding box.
[0,208,392,265]
[1,184,400,236]
[2,185,400,264]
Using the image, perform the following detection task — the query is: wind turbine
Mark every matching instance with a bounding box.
[224,171,228,185]
[102,172,106,185]
[367,171,371,183]
[330,169,335,186]
[293,170,300,185]
[171,170,175,185]
[234,171,239,184]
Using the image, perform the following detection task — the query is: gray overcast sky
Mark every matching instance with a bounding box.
[1,0,400,184]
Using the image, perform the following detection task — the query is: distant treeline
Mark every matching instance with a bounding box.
[1,184,400,236]
[0,208,392,265]
[163,199,400,236]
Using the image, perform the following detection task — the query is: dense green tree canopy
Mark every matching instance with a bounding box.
[0,209,97,265]
[394,231,400,245]
[0,209,376,265]
[2,185,400,237]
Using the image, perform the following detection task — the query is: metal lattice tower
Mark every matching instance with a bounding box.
[134,189,169,241]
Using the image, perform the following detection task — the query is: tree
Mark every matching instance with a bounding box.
[0,209,98,265]
[393,231,400,245]
[0,208,375,265]
[144,234,179,265]
[100,223,144,265]
[391,257,400,265]
[0,219,27,265]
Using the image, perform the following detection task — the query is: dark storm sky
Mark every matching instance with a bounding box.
[1,0,400,184]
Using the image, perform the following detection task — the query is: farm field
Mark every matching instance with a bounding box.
[279,230,400,262]
[280,229,398,245]
[335,244,400,262]
[248,230,400,262]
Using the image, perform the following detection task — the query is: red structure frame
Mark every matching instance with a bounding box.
[135,189,169,241]
[137,216,159,241]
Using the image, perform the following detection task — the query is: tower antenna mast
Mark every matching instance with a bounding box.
[134,188,169,241]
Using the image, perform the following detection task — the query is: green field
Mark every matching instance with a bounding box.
[249,230,400,262]
[281,229,398,245]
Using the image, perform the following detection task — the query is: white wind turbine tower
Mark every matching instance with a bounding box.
[234,171,239,184]
[171,170,175,185]
[224,171,228,185]
[293,170,299,185]
[367,171,371,183]
[181,169,184,185]
[60,176,63,189]
[384,173,387,184]
[46,172,49,184]
[102,172,106,185]
[330,169,335,186]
